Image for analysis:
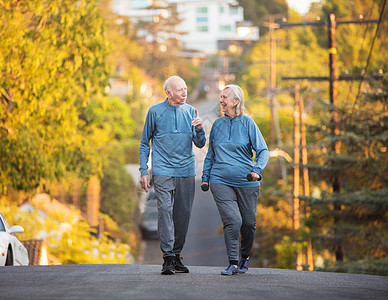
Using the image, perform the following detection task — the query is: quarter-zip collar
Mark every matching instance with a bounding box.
[164,98,180,132]
[224,115,242,121]
[164,98,181,110]
[224,115,242,140]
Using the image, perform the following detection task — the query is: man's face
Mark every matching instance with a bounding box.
[167,78,187,106]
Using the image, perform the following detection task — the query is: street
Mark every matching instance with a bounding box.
[1,264,387,299]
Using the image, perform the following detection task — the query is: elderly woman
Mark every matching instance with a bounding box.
[201,84,269,275]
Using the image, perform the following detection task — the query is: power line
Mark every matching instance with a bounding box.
[344,0,378,102]
[352,0,387,113]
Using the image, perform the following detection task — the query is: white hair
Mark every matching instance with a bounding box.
[224,84,245,116]
[164,76,184,96]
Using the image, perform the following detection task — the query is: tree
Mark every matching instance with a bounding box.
[82,95,138,241]
[136,3,200,91]
[238,0,387,274]
[307,78,388,275]
[238,0,288,30]
[0,0,110,193]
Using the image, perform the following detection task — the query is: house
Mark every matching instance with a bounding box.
[112,0,259,53]
[169,0,258,53]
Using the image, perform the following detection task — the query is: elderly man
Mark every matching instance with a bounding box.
[139,76,206,275]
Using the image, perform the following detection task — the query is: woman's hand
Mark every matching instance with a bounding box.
[247,172,262,181]
[201,181,209,191]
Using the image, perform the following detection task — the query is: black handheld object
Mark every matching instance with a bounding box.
[247,173,262,181]
[201,183,209,191]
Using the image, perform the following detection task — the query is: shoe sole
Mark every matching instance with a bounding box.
[161,269,175,275]
[175,269,189,273]
[161,271,175,275]
[221,272,238,275]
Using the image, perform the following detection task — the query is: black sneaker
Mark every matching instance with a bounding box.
[175,255,189,273]
[161,256,176,275]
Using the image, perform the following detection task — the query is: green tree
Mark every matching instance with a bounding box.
[318,0,387,73]
[136,3,200,91]
[302,0,388,274]
[238,0,288,28]
[0,0,110,193]
[307,78,388,275]
[239,0,387,275]
[82,96,138,241]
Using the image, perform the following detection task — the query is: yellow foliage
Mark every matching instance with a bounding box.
[0,196,132,264]
[257,201,293,232]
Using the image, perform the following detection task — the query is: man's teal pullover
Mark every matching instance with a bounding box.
[139,99,206,177]
[202,115,269,187]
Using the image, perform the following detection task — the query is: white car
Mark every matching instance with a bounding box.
[0,213,29,266]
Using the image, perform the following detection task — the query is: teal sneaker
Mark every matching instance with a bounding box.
[221,264,238,275]
[237,258,249,274]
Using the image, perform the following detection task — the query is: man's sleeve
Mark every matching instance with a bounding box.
[193,127,206,148]
[139,110,155,176]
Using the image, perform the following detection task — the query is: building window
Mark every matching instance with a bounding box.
[196,17,208,23]
[132,0,148,9]
[219,6,224,13]
[196,7,208,14]
[197,26,208,32]
[229,6,238,15]
[220,25,232,32]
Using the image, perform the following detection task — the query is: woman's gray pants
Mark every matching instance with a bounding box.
[210,183,260,263]
[153,175,195,258]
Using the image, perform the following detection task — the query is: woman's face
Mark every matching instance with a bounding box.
[220,88,238,117]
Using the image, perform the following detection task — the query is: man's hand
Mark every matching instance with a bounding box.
[140,174,150,192]
[191,109,203,129]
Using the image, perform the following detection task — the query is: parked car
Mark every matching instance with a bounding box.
[140,189,159,240]
[0,213,29,266]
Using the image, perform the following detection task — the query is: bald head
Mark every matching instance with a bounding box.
[164,76,185,94]
[164,76,188,106]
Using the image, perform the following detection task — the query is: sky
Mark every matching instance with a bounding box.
[287,0,316,15]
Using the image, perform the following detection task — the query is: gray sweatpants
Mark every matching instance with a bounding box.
[210,183,260,263]
[153,175,195,258]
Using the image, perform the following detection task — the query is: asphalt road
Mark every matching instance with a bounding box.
[1,264,387,299]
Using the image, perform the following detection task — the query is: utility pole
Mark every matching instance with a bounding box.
[293,84,303,270]
[298,90,314,270]
[263,16,287,183]
[328,13,343,261]
[269,16,277,147]
[281,14,380,265]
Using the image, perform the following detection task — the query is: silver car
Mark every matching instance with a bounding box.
[0,213,29,266]
[140,190,159,240]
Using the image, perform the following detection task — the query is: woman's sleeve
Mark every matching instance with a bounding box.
[201,125,215,182]
[249,119,269,175]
